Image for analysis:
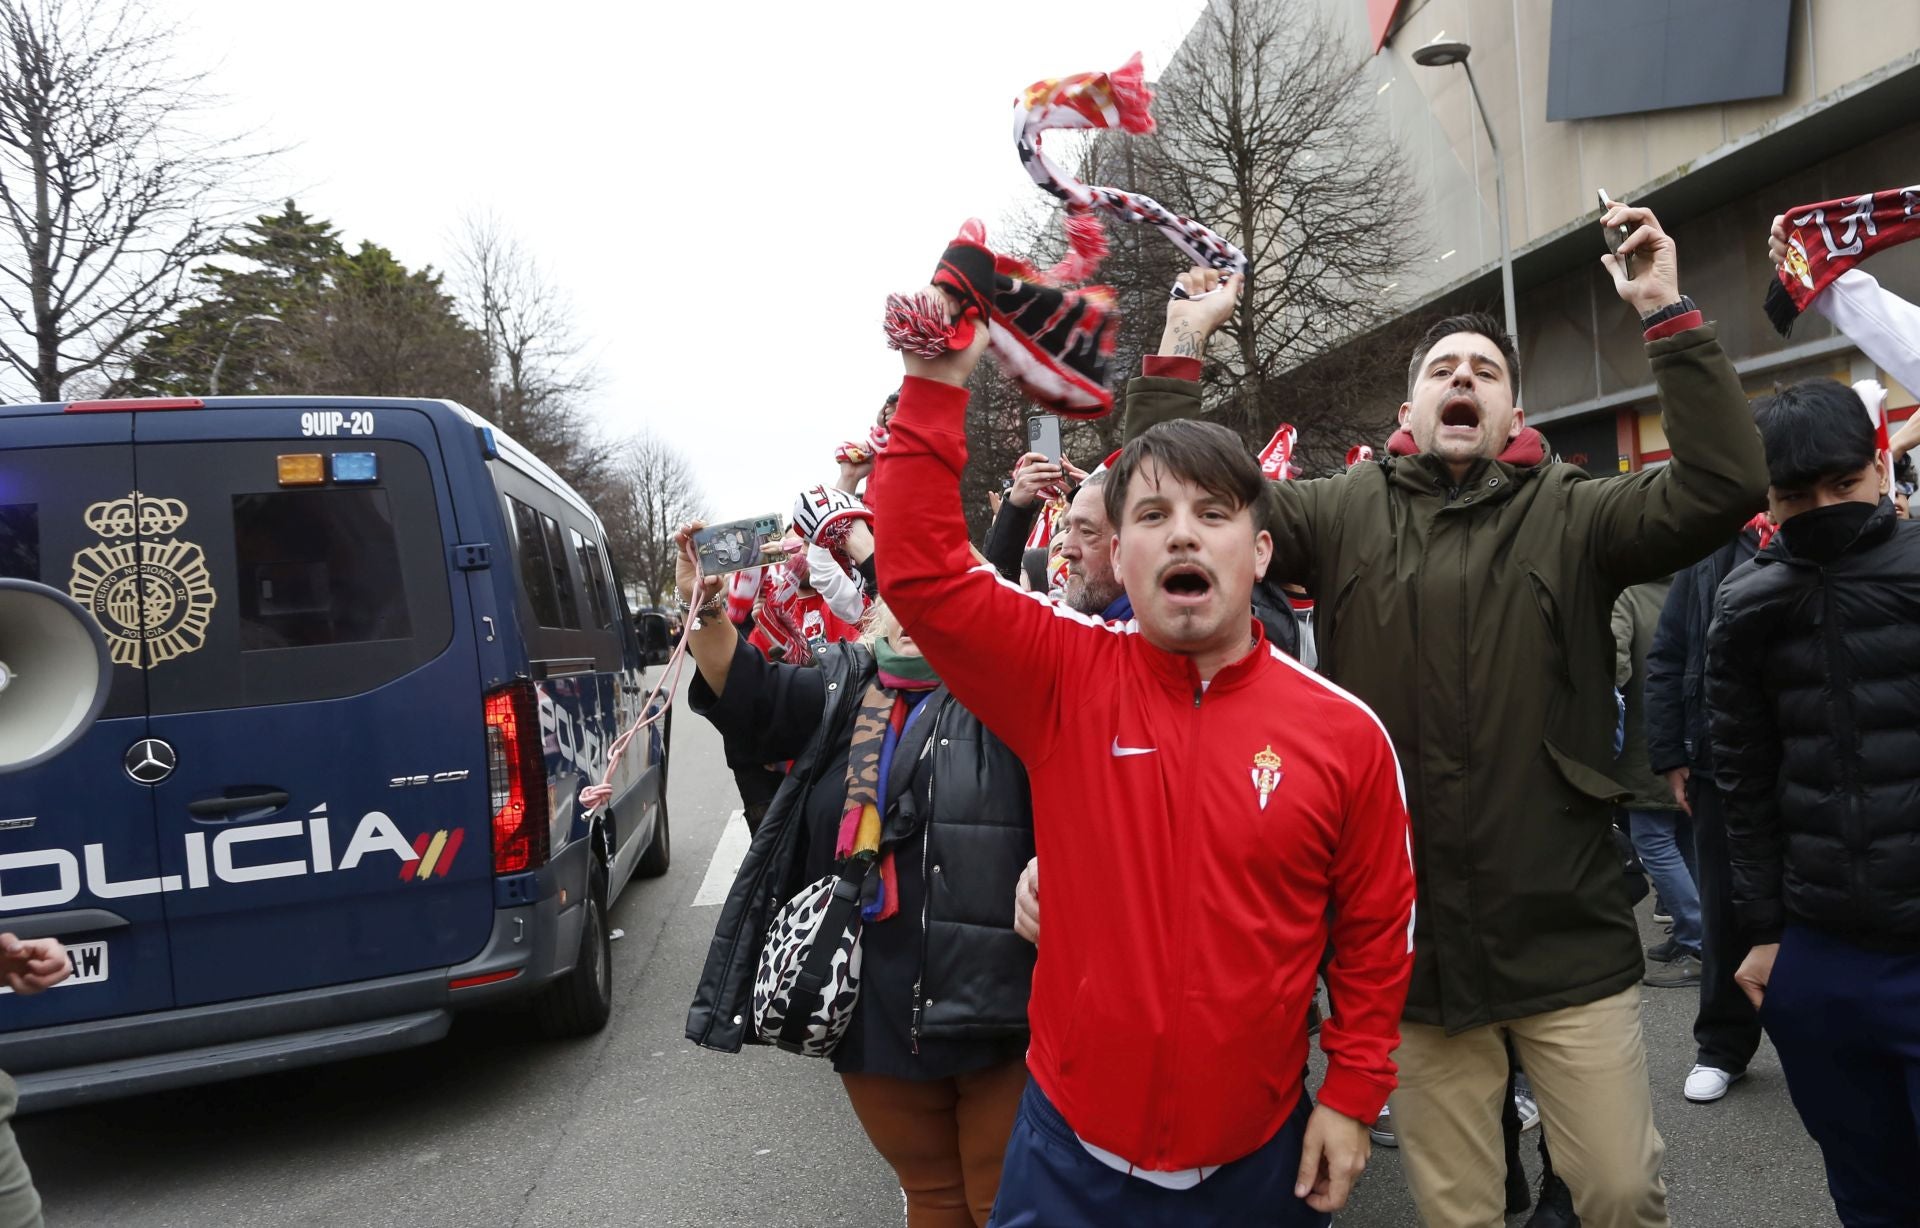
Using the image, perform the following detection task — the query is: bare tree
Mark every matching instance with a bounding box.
[451,214,610,494]
[959,2,1419,484]
[600,431,708,608]
[1127,0,1423,442]
[0,0,263,400]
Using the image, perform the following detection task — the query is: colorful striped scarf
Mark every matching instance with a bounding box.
[836,653,940,923]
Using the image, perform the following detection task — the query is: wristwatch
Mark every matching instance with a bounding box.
[1639,295,1698,329]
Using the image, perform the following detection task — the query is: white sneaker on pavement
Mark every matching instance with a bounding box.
[1684,1064,1744,1103]
[1515,1089,1541,1132]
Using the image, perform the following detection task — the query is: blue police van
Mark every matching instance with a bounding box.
[0,394,671,1110]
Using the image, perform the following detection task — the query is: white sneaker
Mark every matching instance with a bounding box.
[1514,1089,1541,1132]
[1683,1064,1743,1103]
[1369,1102,1398,1147]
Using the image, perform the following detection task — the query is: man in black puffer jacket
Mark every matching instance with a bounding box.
[1706,377,1920,1227]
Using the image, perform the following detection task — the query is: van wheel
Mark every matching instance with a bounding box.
[531,873,613,1039]
[635,794,671,878]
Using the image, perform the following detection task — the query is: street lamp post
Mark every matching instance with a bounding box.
[208,313,283,396]
[1412,40,1518,348]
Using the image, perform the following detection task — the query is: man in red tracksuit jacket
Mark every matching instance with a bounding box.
[871,306,1415,1226]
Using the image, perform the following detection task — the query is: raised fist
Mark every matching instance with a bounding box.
[792,484,873,550]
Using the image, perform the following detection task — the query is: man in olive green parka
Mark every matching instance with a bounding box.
[1124,205,1766,1228]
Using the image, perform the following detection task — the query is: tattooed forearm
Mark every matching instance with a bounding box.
[1162,323,1204,358]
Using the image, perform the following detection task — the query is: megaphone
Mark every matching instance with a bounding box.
[0,578,112,775]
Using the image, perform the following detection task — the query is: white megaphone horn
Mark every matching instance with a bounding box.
[0,577,112,775]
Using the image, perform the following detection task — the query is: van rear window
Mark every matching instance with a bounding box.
[233,489,413,650]
[0,504,37,581]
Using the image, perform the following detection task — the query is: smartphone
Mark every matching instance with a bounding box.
[1027,413,1063,465]
[1597,189,1636,280]
[692,514,785,575]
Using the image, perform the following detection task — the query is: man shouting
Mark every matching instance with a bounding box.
[872,276,1415,1226]
[1120,204,1767,1227]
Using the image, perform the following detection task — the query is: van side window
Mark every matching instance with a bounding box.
[0,504,38,580]
[538,512,581,629]
[233,489,413,650]
[570,527,610,631]
[507,495,563,627]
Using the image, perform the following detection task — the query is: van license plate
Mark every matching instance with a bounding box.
[0,939,107,993]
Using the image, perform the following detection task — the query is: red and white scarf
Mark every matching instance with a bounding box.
[1011,55,1248,287]
[1258,424,1299,481]
[882,57,1247,419]
[1766,186,1920,335]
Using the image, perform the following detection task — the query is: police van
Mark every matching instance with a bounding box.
[0,395,671,1110]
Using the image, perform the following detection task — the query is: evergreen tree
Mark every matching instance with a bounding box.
[117,202,343,396]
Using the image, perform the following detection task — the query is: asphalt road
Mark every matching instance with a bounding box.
[19,671,1839,1227]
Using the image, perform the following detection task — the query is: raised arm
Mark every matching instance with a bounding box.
[1768,215,1920,402]
[1119,267,1333,588]
[1574,206,1769,584]
[981,452,1054,581]
[870,305,1112,764]
[673,521,827,764]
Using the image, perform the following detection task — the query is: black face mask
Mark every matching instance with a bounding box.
[1776,499,1878,564]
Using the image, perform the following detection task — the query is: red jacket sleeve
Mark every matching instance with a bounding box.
[870,376,1111,765]
[1316,712,1417,1123]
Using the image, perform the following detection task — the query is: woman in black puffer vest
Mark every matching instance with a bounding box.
[680,525,1034,1228]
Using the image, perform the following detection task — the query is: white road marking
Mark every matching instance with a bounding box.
[692,810,750,907]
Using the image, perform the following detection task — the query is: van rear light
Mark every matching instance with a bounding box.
[484,681,550,874]
[65,397,204,413]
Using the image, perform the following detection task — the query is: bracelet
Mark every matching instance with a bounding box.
[681,591,723,623]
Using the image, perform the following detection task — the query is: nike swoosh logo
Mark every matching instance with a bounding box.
[1111,737,1158,758]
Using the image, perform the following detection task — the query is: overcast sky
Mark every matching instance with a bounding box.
[169,0,1206,520]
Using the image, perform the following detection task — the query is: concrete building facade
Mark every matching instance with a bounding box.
[1305,0,1920,470]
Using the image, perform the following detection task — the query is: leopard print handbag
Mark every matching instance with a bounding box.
[752,859,870,1057]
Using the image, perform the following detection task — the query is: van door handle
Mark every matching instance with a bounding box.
[187,790,291,817]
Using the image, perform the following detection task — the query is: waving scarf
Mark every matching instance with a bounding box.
[1766,186,1920,335]
[882,56,1248,418]
[1013,54,1249,286]
[1258,424,1299,481]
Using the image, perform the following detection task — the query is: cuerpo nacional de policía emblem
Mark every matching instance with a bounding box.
[1250,745,1284,811]
[69,492,216,668]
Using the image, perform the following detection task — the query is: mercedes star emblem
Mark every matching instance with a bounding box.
[124,738,176,784]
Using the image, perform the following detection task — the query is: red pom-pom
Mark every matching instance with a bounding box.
[884,290,962,358]
[1108,52,1156,135]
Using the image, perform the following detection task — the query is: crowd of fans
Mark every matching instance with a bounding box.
[677,199,1920,1228]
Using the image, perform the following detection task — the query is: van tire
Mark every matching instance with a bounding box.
[531,872,613,1039]
[636,794,671,879]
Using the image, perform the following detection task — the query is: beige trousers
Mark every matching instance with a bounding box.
[1390,984,1667,1228]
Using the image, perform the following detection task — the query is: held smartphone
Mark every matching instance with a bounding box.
[1597,189,1636,280]
[692,514,785,575]
[1027,413,1063,465]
